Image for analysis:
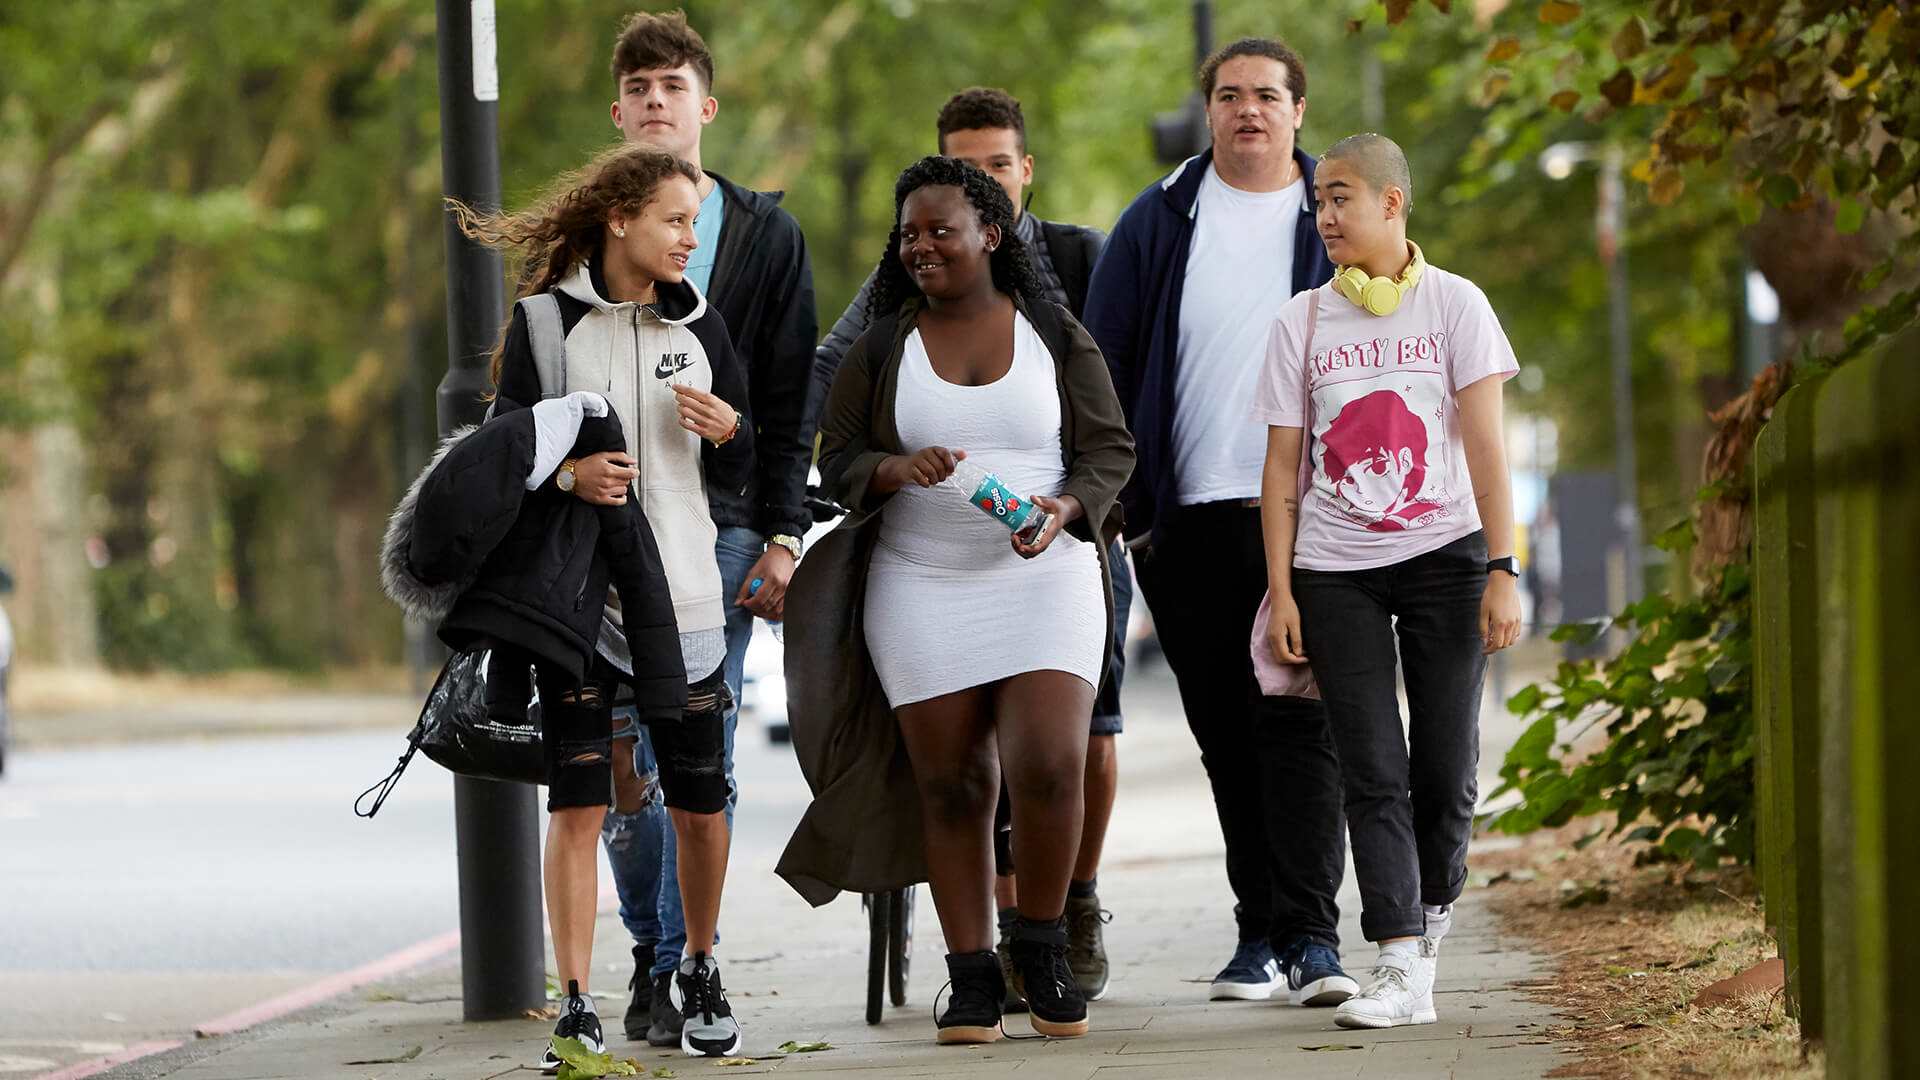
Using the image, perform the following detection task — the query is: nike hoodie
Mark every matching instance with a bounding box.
[493,260,753,664]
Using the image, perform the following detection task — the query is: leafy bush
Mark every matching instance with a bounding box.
[1486,526,1753,867]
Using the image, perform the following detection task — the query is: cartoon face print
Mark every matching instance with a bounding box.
[1319,389,1444,532]
[1336,444,1418,516]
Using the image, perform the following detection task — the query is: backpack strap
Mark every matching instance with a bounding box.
[1041,221,1094,321]
[518,293,566,400]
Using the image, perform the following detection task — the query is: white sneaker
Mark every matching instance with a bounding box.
[1333,947,1437,1029]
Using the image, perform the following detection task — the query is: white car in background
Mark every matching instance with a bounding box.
[0,565,14,778]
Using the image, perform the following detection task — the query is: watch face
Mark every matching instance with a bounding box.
[557,467,575,493]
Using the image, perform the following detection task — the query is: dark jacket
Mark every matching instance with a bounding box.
[807,211,1105,439]
[379,398,687,716]
[495,268,754,642]
[1082,147,1335,544]
[775,296,1135,906]
[703,171,819,542]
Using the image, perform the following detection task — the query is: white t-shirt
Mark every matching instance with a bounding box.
[1252,264,1519,571]
[1173,164,1305,505]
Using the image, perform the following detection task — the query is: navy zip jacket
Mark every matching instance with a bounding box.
[1082,147,1335,545]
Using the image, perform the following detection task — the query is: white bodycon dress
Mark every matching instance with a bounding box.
[863,312,1107,707]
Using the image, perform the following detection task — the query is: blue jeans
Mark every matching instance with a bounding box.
[601,526,758,979]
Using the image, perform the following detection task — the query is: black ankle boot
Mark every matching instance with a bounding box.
[624,943,655,1041]
[937,951,1005,1045]
[1009,915,1088,1038]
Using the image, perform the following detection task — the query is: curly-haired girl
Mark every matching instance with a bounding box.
[782,155,1134,1044]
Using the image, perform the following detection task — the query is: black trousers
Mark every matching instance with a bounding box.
[1293,530,1488,942]
[1133,502,1346,951]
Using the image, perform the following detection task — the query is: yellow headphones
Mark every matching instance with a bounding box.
[1332,241,1427,317]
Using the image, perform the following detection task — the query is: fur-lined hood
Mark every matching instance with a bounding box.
[379,424,477,625]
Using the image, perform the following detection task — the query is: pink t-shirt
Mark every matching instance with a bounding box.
[1251,264,1519,571]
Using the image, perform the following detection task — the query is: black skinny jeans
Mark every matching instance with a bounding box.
[1133,502,1346,952]
[1293,530,1489,943]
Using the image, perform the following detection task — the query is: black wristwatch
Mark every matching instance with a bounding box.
[1486,556,1520,578]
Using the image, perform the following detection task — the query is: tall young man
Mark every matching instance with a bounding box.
[810,87,1128,1007]
[1255,133,1521,1030]
[1082,38,1356,1006]
[598,8,818,1052]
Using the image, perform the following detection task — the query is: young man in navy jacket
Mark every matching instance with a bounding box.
[1082,37,1353,1007]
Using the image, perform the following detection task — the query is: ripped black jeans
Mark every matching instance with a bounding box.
[520,652,731,815]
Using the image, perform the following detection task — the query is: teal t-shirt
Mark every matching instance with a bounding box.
[686,180,725,293]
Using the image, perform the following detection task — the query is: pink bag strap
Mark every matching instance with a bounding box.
[1294,288,1321,502]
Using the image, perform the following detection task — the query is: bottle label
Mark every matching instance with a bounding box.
[964,471,1043,534]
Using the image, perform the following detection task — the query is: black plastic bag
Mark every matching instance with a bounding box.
[356,649,543,817]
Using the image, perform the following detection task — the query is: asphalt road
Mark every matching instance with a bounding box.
[0,688,811,1078]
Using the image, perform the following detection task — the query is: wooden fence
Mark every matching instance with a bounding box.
[1752,324,1919,1078]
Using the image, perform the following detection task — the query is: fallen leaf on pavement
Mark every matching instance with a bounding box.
[1298,1044,1364,1051]
[650,1068,677,1078]
[342,1044,422,1065]
[551,1036,638,1078]
[715,1058,757,1066]
[776,1041,833,1054]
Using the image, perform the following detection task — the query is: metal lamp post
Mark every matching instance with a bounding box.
[1539,141,1643,604]
[432,0,547,1021]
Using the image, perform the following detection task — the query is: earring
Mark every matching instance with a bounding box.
[613,227,626,238]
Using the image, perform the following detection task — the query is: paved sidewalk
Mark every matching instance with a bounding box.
[100,672,1566,1080]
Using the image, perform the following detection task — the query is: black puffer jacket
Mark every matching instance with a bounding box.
[380,397,686,717]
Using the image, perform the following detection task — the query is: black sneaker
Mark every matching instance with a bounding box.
[995,912,1027,1014]
[675,952,743,1058]
[1277,936,1360,1007]
[644,968,681,1047]
[1009,915,1088,1038]
[623,944,655,1041]
[936,951,1005,1045]
[539,982,605,1074]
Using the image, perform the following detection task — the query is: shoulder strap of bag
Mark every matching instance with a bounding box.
[1294,288,1321,500]
[1041,221,1094,321]
[519,293,566,400]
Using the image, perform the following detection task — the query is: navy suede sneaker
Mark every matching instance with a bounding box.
[1208,940,1285,1001]
[1278,938,1359,1007]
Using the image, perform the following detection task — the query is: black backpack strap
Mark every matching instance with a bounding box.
[1041,221,1094,321]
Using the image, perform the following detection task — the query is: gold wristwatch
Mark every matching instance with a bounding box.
[556,458,580,493]
[767,534,802,560]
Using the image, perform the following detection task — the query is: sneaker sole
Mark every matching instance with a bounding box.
[1333,1007,1438,1029]
[1209,978,1283,1001]
[1030,1014,1090,1038]
[683,1030,744,1057]
[1290,975,1360,1007]
[936,1025,1003,1045]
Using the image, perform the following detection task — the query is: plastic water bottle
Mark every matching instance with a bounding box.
[749,577,783,642]
[942,459,1053,541]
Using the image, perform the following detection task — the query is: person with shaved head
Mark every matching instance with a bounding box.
[1083,37,1357,1010]
[1252,131,1523,1031]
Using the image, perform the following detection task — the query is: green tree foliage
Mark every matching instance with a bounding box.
[1376,0,1919,864]
[7,0,1879,675]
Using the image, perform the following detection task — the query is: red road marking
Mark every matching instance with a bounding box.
[192,929,463,1037]
[36,1041,185,1080]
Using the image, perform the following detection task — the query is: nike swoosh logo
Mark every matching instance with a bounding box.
[654,354,696,380]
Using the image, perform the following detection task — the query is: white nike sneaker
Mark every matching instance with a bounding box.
[1333,946,1438,1029]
